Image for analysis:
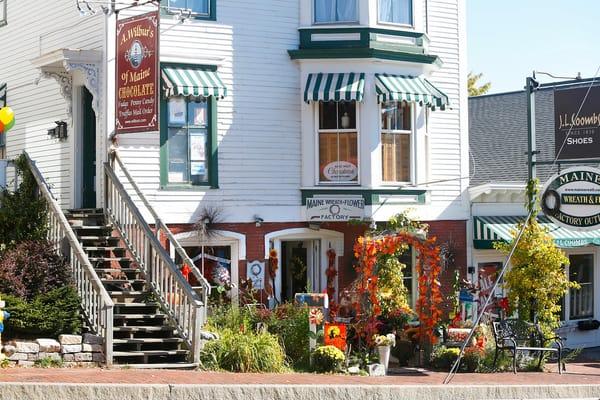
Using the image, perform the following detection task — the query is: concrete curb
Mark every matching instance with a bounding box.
[0,383,599,400]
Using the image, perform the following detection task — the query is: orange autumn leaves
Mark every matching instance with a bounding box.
[353,233,443,346]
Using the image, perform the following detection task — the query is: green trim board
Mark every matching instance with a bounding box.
[298,27,428,50]
[473,215,600,249]
[289,48,441,66]
[301,188,426,206]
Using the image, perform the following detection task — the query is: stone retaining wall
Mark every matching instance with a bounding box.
[1,334,105,367]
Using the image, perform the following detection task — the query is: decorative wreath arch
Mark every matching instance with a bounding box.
[353,232,443,347]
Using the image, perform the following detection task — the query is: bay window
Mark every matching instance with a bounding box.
[164,96,211,186]
[318,101,359,184]
[379,0,413,26]
[314,0,358,24]
[381,101,412,183]
[568,254,594,320]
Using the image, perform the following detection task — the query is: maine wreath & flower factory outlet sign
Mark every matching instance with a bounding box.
[115,11,159,134]
[542,167,600,230]
[306,196,365,221]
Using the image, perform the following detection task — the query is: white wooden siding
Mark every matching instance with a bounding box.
[0,0,103,208]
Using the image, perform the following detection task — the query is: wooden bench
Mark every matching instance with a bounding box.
[491,319,565,374]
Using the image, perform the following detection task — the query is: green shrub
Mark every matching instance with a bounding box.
[312,345,345,373]
[206,306,254,332]
[200,328,287,373]
[35,356,64,368]
[263,304,310,369]
[2,286,83,339]
[0,240,71,300]
[430,346,460,371]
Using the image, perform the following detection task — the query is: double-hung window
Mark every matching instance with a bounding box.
[163,0,214,20]
[378,0,413,26]
[568,254,594,320]
[381,101,412,183]
[165,97,211,186]
[314,0,358,24]
[318,101,359,184]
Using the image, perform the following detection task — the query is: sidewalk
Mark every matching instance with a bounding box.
[0,363,598,400]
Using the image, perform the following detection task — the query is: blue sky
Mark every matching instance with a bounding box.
[468,0,600,94]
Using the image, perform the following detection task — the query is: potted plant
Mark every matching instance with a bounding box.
[373,333,395,371]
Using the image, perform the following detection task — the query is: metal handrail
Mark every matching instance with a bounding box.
[22,152,114,366]
[110,149,211,300]
[104,153,205,363]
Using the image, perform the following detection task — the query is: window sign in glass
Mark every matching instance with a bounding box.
[314,0,358,23]
[168,97,186,125]
[379,0,412,25]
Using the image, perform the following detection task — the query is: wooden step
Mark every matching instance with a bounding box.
[83,246,126,252]
[114,362,197,369]
[90,257,132,262]
[113,338,184,344]
[78,236,119,242]
[108,290,147,296]
[114,302,160,308]
[95,268,141,274]
[114,314,167,320]
[113,350,189,357]
[71,225,113,230]
[113,326,174,332]
[101,279,146,285]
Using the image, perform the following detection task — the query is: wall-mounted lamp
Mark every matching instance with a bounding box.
[48,121,68,140]
[254,215,264,227]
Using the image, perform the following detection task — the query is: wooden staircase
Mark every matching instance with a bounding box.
[67,208,196,369]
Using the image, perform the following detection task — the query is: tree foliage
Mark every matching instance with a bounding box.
[468,72,492,97]
[0,154,48,248]
[494,179,576,333]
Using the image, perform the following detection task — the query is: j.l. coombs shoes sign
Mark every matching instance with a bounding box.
[542,166,600,230]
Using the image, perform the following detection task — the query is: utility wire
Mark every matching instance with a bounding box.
[443,208,534,384]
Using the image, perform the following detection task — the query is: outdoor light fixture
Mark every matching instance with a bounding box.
[254,215,264,227]
[48,121,68,140]
[308,222,321,231]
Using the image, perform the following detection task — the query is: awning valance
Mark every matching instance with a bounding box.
[375,73,449,109]
[162,66,227,99]
[304,73,365,103]
[474,216,600,249]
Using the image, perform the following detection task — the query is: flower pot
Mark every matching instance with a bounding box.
[377,345,391,371]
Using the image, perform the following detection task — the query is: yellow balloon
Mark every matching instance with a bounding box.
[0,107,14,127]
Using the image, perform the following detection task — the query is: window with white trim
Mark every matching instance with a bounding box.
[568,254,594,320]
[398,247,416,308]
[381,101,412,183]
[314,0,358,24]
[378,0,413,26]
[318,101,359,184]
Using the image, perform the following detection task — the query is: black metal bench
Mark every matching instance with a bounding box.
[491,319,565,374]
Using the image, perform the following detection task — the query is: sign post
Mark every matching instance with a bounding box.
[115,11,159,134]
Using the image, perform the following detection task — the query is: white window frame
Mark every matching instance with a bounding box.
[0,0,6,27]
[314,101,361,186]
[377,0,415,28]
[565,251,595,321]
[312,0,360,25]
[379,101,416,186]
[402,248,417,309]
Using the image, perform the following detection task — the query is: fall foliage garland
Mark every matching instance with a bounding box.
[353,232,443,346]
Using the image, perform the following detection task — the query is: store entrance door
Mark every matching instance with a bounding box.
[281,240,321,302]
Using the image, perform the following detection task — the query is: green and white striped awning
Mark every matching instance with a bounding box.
[375,73,449,109]
[304,73,365,103]
[162,66,227,99]
[474,216,600,249]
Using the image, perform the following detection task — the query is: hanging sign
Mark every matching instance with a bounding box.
[115,11,159,134]
[541,166,600,230]
[555,85,600,160]
[306,196,365,221]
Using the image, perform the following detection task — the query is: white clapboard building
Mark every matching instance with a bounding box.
[0,0,468,367]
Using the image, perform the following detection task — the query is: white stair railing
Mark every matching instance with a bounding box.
[22,152,114,366]
[104,150,207,364]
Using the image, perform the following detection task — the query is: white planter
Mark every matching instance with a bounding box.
[377,345,391,371]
